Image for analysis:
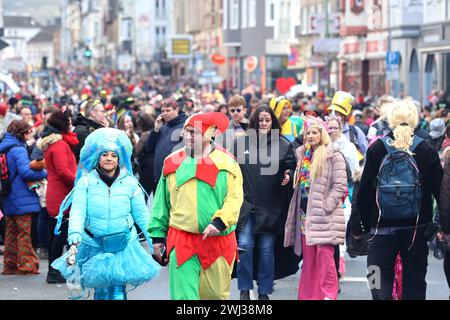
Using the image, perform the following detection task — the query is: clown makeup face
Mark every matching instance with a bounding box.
[183,125,211,156]
[99,151,119,176]
[305,127,321,148]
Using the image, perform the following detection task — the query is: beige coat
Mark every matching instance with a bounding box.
[285,144,347,248]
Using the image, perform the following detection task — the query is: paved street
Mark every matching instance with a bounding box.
[1,246,448,300]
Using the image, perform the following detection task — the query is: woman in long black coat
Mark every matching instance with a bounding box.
[231,105,299,300]
[135,112,155,200]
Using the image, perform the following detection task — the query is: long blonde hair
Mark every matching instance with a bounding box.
[387,99,419,151]
[305,123,332,181]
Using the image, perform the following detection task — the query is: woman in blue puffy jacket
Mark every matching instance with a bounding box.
[52,128,160,300]
[0,120,47,275]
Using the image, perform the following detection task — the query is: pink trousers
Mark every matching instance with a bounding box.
[298,236,338,300]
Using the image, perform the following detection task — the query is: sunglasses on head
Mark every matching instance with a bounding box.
[230,108,242,113]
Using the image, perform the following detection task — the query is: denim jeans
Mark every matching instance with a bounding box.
[237,214,276,295]
[367,225,428,300]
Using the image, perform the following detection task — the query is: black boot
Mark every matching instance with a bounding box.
[258,294,269,300]
[240,290,250,300]
[46,267,66,284]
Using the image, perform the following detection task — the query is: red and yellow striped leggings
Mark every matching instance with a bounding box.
[2,214,39,275]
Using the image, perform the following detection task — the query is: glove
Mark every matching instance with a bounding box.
[67,233,82,245]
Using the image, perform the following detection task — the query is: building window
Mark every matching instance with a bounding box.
[161,0,166,18]
[301,6,307,34]
[369,59,386,97]
[241,0,248,28]
[230,0,239,29]
[156,0,160,18]
[127,21,132,39]
[351,0,364,14]
[248,0,257,27]
[223,0,228,29]
[265,0,276,27]
[278,0,291,38]
[447,0,450,20]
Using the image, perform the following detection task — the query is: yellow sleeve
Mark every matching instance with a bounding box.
[211,165,243,229]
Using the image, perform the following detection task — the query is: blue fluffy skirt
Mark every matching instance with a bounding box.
[52,238,161,289]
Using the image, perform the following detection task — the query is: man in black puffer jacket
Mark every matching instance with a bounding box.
[146,98,186,193]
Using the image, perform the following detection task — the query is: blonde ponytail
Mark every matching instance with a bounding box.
[387,99,419,151]
[392,125,414,150]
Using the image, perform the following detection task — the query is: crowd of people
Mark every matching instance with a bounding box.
[0,67,449,301]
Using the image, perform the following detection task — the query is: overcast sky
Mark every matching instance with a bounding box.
[4,0,60,24]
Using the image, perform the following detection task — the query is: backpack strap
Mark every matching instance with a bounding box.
[380,136,423,155]
[4,143,26,184]
[380,136,396,155]
[409,136,424,153]
[349,125,357,145]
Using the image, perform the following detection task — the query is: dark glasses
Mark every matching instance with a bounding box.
[230,109,242,113]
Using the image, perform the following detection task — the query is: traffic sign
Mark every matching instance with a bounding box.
[168,35,193,59]
[386,51,400,80]
[386,51,400,65]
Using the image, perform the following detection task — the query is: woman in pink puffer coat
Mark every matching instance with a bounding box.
[284,117,347,300]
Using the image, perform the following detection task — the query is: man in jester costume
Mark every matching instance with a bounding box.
[148,112,244,300]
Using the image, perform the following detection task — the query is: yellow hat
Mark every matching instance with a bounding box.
[270,97,292,119]
[327,91,354,116]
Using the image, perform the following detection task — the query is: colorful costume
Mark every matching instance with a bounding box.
[149,112,244,300]
[52,128,160,300]
[270,97,299,142]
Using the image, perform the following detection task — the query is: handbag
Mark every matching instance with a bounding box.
[85,228,131,253]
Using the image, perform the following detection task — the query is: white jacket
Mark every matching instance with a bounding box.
[332,135,360,174]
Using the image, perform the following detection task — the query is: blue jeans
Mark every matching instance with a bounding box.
[237,214,276,295]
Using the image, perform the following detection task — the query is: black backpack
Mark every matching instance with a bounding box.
[348,125,361,150]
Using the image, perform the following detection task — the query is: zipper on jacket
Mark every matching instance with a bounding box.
[107,187,111,234]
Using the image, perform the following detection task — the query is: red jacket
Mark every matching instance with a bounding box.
[38,132,78,217]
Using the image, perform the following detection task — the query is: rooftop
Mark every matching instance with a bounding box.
[3,15,41,29]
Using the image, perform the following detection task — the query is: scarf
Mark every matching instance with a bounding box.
[96,167,120,187]
[298,144,313,196]
[62,131,79,147]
